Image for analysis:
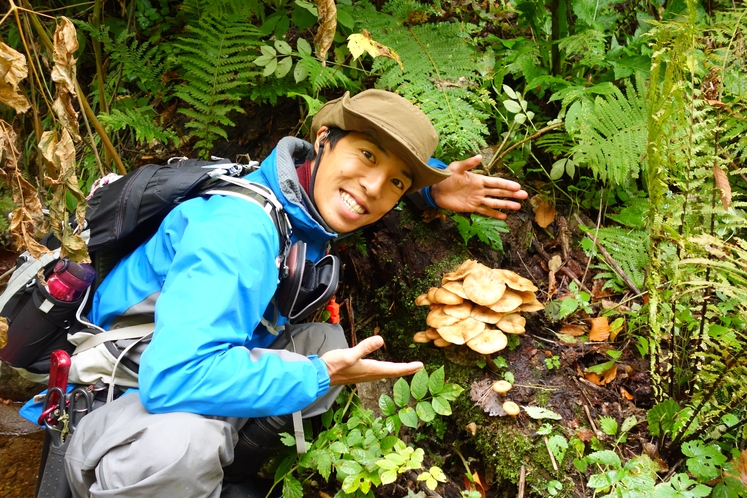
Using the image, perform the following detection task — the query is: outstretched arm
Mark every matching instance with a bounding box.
[321,335,423,386]
[430,155,528,220]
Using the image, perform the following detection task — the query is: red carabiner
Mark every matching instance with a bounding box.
[326,297,340,324]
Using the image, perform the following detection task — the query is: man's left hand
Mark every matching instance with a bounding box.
[430,155,528,220]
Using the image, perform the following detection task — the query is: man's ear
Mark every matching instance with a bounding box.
[314,126,330,154]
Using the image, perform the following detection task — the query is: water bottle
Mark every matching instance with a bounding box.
[46,258,97,302]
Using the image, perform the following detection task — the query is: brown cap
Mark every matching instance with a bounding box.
[311,90,450,192]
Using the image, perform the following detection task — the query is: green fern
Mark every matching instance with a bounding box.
[352,3,489,159]
[566,75,648,185]
[98,107,178,148]
[171,15,262,157]
[582,226,649,290]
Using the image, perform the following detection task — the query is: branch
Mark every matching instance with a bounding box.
[487,121,565,173]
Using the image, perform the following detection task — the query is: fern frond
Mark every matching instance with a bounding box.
[98,107,177,147]
[582,226,649,290]
[558,29,610,70]
[171,15,262,157]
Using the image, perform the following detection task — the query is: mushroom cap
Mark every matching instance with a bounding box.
[413,331,431,343]
[519,300,545,312]
[441,259,483,283]
[433,337,451,348]
[493,269,538,293]
[463,269,507,306]
[517,290,539,304]
[425,328,441,340]
[470,305,506,324]
[491,380,513,394]
[426,287,439,303]
[437,317,486,345]
[442,280,469,300]
[497,313,526,334]
[426,308,461,328]
[502,401,521,416]
[415,293,431,306]
[443,302,473,319]
[433,287,464,305]
[466,329,508,354]
[487,289,524,313]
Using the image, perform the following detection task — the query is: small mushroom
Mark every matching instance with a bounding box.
[426,287,439,303]
[415,293,431,306]
[426,308,461,328]
[437,317,486,345]
[463,269,507,306]
[443,301,473,319]
[434,287,464,305]
[466,329,507,354]
[470,305,506,324]
[433,337,451,347]
[413,331,431,343]
[519,300,545,312]
[491,380,513,395]
[442,280,469,300]
[425,328,441,340]
[517,289,539,304]
[497,313,526,334]
[493,269,538,293]
[488,289,524,313]
[441,259,483,283]
[502,401,521,417]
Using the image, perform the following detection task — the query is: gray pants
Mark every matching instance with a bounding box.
[64,322,347,498]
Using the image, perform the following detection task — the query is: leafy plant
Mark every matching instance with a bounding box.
[450,213,509,252]
[544,281,593,322]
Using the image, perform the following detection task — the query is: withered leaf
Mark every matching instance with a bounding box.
[0,42,31,113]
[533,200,555,228]
[560,324,587,337]
[314,0,337,65]
[0,121,49,257]
[50,17,80,141]
[713,164,731,211]
[470,378,507,416]
[0,316,7,348]
[348,30,403,70]
[39,129,89,262]
[589,316,610,342]
[576,427,595,441]
[584,371,603,385]
[729,450,747,486]
[601,364,618,384]
[621,387,633,400]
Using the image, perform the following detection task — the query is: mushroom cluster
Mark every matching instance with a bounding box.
[414,260,544,354]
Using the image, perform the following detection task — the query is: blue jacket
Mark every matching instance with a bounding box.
[90,137,337,418]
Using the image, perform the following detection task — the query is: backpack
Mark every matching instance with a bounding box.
[0,157,302,379]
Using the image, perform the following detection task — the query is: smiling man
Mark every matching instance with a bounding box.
[62,89,527,498]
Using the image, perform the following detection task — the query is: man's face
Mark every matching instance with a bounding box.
[313,127,413,233]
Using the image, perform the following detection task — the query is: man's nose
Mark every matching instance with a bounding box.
[360,171,387,199]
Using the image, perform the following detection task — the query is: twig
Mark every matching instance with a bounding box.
[580,193,604,287]
[583,403,599,434]
[573,213,643,296]
[518,465,526,498]
[544,435,559,471]
[487,121,565,172]
[532,236,592,294]
[345,297,356,347]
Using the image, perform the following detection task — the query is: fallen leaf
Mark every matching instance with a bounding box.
[576,427,595,441]
[705,99,726,107]
[464,471,488,498]
[422,207,447,223]
[713,164,731,211]
[621,387,633,400]
[548,255,562,272]
[0,42,31,113]
[601,364,618,384]
[560,324,587,337]
[589,316,610,342]
[348,30,403,70]
[533,200,555,228]
[584,372,603,385]
[728,450,747,486]
[314,0,337,65]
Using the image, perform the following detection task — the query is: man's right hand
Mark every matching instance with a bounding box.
[320,335,423,386]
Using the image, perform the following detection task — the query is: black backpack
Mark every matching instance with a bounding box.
[0,157,294,374]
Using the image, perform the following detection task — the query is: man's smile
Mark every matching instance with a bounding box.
[340,190,366,215]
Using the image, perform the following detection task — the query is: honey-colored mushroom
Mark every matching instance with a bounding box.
[497,313,526,334]
[415,293,431,306]
[413,331,431,343]
[426,308,461,328]
[470,305,506,324]
[433,337,451,347]
[503,401,521,417]
[491,380,513,395]
[466,329,508,354]
[425,328,441,340]
[437,317,486,345]
[443,302,473,319]
[463,269,507,306]
[442,280,469,300]
[441,259,481,283]
[433,287,464,305]
[488,289,524,313]
[493,269,538,293]
[519,300,545,312]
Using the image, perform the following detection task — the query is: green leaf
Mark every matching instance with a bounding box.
[275,56,292,78]
[522,406,562,420]
[274,40,293,55]
[315,451,332,481]
[296,38,312,56]
[274,454,297,483]
[399,407,419,428]
[682,441,727,482]
[430,466,448,482]
[416,401,436,422]
[431,396,452,416]
[503,100,522,114]
[437,384,464,401]
[411,368,429,400]
[514,113,527,124]
[263,58,277,77]
[330,441,349,454]
[599,416,618,436]
[347,429,363,447]
[379,394,397,416]
[341,473,361,494]
[380,469,397,485]
[647,399,680,437]
[254,54,275,67]
[338,459,364,476]
[260,45,277,57]
[282,474,303,498]
[293,62,308,83]
[585,450,621,468]
[294,0,318,15]
[393,378,411,408]
[503,84,518,99]
[620,416,638,434]
[551,158,568,180]
[428,366,445,395]
[548,434,568,465]
[376,458,399,470]
[384,452,406,466]
[586,360,616,374]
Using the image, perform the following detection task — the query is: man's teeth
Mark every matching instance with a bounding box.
[341,191,365,214]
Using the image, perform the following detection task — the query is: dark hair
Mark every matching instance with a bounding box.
[306,127,350,160]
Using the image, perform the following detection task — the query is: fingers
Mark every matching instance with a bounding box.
[447,155,483,173]
[354,335,385,358]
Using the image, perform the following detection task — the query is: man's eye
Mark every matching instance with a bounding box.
[392,178,405,190]
[362,150,375,162]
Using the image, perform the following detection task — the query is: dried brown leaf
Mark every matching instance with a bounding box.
[589,316,610,342]
[713,164,731,211]
[584,372,603,385]
[560,324,587,337]
[470,378,506,416]
[0,42,30,113]
[576,427,595,441]
[50,17,80,141]
[347,30,403,70]
[533,200,555,228]
[314,0,337,65]
[729,450,747,486]
[601,364,618,384]
[0,316,7,348]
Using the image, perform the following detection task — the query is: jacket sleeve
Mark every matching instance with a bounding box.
[406,158,449,209]
[137,196,330,418]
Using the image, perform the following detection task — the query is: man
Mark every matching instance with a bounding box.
[63,89,527,497]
